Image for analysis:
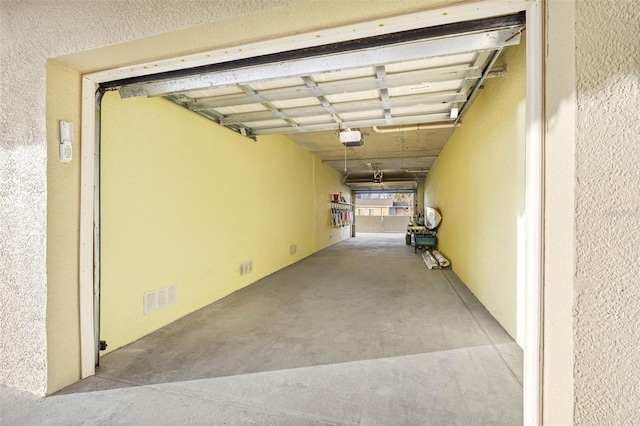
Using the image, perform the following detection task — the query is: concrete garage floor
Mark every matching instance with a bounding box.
[1,233,522,425]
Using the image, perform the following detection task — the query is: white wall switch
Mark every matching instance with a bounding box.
[59,120,74,143]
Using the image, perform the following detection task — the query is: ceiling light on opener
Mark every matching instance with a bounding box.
[339,129,361,143]
[339,128,364,147]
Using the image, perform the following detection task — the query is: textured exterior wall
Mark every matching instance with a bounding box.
[1,0,462,396]
[574,0,640,424]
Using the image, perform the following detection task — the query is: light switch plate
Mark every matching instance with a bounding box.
[59,120,74,144]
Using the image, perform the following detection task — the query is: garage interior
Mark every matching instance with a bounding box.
[44,12,525,424]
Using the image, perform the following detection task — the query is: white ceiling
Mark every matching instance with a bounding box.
[117,14,525,191]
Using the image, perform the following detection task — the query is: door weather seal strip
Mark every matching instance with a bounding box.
[93,87,116,366]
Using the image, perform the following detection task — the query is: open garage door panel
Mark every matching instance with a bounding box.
[110,13,525,190]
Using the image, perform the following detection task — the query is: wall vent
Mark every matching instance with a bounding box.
[239,260,253,276]
[144,283,177,315]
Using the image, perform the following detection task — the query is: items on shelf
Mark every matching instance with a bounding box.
[331,193,348,203]
[330,199,354,228]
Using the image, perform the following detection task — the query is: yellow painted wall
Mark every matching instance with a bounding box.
[45,61,83,392]
[424,39,525,340]
[100,93,349,353]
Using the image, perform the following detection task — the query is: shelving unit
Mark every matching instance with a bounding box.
[330,199,354,228]
[330,200,355,207]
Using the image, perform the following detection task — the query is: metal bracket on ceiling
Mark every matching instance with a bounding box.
[453,47,503,127]
[486,64,508,79]
[237,126,257,141]
[505,26,525,43]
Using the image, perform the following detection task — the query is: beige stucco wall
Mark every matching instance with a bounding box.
[1,0,464,396]
[573,0,640,423]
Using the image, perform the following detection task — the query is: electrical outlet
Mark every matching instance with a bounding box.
[290,244,297,255]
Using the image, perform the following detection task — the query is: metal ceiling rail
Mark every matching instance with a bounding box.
[301,76,342,125]
[376,66,392,124]
[247,112,454,136]
[346,181,419,190]
[236,84,300,128]
[323,155,438,163]
[454,48,503,126]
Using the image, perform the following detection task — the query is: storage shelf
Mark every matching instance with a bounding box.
[330,199,354,228]
[330,200,355,207]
